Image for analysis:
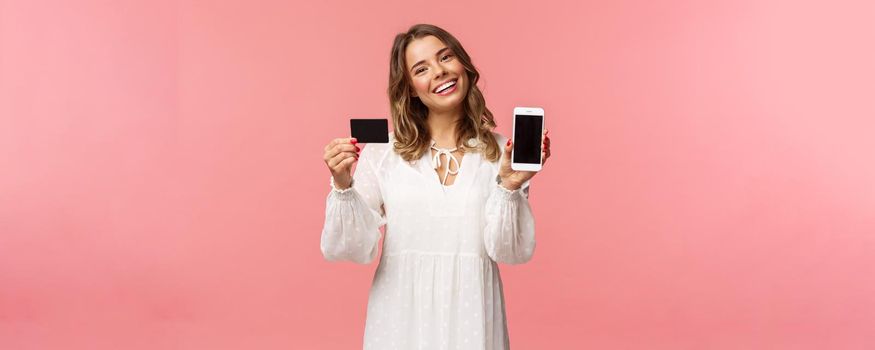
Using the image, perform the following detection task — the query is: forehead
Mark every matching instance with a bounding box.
[405,35,447,68]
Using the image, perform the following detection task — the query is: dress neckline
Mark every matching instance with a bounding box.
[430,140,464,187]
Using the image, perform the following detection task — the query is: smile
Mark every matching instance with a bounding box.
[433,79,458,95]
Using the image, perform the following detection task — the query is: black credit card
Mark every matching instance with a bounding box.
[350,119,389,143]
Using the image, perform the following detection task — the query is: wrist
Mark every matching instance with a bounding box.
[496,175,521,191]
[500,181,521,191]
[330,175,353,191]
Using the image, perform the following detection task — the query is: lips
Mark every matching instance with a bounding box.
[433,79,457,94]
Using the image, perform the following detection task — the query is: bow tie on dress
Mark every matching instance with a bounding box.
[430,140,461,186]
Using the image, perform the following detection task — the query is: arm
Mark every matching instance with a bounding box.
[484,176,535,264]
[483,146,537,264]
[320,144,386,264]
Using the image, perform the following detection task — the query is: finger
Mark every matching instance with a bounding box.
[498,138,513,171]
[334,143,359,154]
[329,137,357,148]
[336,154,357,171]
[336,137,357,144]
[329,151,358,169]
[327,143,360,160]
[327,138,343,151]
[325,138,349,153]
[542,130,550,165]
[331,155,358,174]
[328,151,358,168]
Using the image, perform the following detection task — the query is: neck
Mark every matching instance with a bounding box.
[427,108,462,148]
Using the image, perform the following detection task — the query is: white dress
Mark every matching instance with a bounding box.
[321,132,536,350]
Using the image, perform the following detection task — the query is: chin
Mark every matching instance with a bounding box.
[429,98,463,112]
[436,88,467,110]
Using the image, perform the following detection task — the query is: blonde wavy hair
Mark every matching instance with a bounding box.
[387,24,501,162]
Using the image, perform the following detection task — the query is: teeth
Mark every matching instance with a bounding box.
[435,80,456,93]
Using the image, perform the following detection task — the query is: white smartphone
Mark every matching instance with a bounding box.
[511,106,545,171]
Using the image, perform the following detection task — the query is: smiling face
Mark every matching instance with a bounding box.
[405,35,468,114]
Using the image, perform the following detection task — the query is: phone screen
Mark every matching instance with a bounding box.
[513,114,543,164]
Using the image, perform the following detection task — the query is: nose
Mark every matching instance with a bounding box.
[433,64,446,79]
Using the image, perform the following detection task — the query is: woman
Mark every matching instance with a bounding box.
[320,23,551,350]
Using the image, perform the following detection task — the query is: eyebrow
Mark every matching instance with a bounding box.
[410,47,451,72]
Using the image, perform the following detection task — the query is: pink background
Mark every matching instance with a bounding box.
[2,0,874,348]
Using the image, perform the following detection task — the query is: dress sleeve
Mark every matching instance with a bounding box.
[483,178,536,264]
[483,136,536,264]
[320,144,386,264]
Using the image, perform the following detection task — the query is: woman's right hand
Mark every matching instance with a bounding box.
[323,137,360,189]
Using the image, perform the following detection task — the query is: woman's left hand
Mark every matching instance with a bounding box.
[498,129,551,190]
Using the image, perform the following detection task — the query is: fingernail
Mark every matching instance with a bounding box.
[355,146,361,152]
[351,138,358,144]
[506,139,511,146]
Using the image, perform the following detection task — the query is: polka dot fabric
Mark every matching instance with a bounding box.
[321,132,536,350]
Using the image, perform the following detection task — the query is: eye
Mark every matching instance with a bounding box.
[441,54,454,61]
[414,67,426,74]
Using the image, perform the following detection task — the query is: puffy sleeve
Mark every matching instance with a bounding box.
[320,143,386,264]
[483,134,536,264]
